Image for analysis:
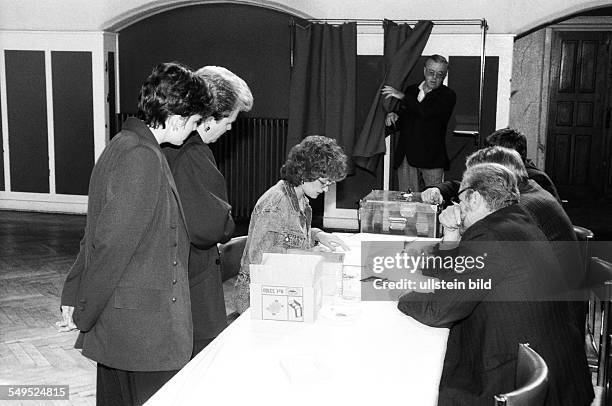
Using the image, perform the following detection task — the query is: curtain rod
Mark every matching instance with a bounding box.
[305,19,487,27]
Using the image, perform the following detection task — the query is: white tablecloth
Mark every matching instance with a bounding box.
[146,300,448,406]
[147,233,448,405]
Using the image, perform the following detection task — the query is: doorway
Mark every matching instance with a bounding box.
[545,30,612,200]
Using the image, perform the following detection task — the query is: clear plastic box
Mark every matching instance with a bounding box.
[358,190,440,238]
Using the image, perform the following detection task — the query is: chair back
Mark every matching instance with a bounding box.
[218,236,248,282]
[494,343,549,406]
[583,256,612,392]
[573,224,594,271]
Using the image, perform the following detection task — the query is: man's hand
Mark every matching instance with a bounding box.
[421,187,443,204]
[56,305,77,332]
[315,232,350,252]
[439,204,462,243]
[385,112,399,127]
[381,85,405,100]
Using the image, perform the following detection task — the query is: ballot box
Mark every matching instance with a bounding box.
[358,190,440,238]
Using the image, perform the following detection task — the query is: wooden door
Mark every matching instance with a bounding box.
[546,31,611,199]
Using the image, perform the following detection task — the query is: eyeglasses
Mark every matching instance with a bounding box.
[318,179,335,188]
[424,68,447,80]
[450,187,473,204]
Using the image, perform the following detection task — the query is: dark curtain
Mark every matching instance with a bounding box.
[287,22,357,158]
[352,20,433,173]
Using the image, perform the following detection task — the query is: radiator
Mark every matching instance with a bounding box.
[211,117,288,220]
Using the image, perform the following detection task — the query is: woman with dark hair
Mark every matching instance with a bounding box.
[163,66,253,356]
[59,62,212,404]
[234,135,349,314]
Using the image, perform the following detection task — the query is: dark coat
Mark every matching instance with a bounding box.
[61,117,192,371]
[163,133,235,353]
[525,159,561,201]
[434,179,582,288]
[398,205,593,406]
[393,83,456,169]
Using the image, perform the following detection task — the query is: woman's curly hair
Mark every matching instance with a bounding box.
[280,135,348,186]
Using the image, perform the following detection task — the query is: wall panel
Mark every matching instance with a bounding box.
[51,51,94,195]
[5,50,49,193]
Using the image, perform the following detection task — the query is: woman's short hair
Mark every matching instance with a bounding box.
[280,135,348,187]
[195,66,253,120]
[136,62,213,129]
[466,146,529,185]
[462,163,519,211]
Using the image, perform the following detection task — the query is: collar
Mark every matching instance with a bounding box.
[122,117,160,147]
[418,81,427,93]
[281,180,306,213]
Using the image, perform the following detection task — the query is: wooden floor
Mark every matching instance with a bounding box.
[0,211,95,405]
[0,210,240,406]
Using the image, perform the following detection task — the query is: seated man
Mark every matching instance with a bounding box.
[398,163,593,406]
[422,146,582,288]
[486,127,560,200]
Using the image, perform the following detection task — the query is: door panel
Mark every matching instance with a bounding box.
[546,31,610,199]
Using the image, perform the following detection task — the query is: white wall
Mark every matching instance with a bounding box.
[0,0,609,35]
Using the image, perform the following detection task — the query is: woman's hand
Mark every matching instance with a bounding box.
[56,305,77,332]
[315,232,350,252]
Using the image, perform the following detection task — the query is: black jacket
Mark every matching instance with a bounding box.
[398,205,593,406]
[393,83,456,169]
[164,133,235,352]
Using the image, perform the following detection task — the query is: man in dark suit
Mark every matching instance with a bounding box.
[58,62,212,405]
[398,163,593,406]
[422,146,582,289]
[382,54,456,192]
[485,127,561,200]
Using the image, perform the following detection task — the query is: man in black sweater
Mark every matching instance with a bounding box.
[382,54,456,192]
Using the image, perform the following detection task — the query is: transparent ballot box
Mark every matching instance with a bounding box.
[358,190,440,238]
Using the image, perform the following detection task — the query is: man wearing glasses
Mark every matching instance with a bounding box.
[382,54,456,193]
[397,163,593,406]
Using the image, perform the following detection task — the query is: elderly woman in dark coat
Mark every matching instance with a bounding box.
[163,66,253,356]
[234,135,349,314]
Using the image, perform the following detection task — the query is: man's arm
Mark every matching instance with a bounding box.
[397,230,498,328]
[73,146,163,332]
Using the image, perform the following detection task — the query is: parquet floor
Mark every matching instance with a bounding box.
[0,210,241,406]
[0,210,95,405]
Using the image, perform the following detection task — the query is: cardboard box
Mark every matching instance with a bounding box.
[359,190,440,238]
[250,253,323,322]
[286,249,344,297]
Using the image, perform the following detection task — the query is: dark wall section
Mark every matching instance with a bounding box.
[0,78,3,191]
[5,50,49,193]
[108,52,118,135]
[447,56,499,182]
[118,4,295,118]
[52,51,94,195]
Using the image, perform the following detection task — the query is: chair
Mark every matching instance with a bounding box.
[493,343,549,406]
[582,256,612,404]
[573,225,594,271]
[218,235,248,283]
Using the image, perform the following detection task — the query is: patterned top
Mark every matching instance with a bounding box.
[234,180,321,313]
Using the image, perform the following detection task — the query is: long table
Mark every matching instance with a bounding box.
[146,234,449,406]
